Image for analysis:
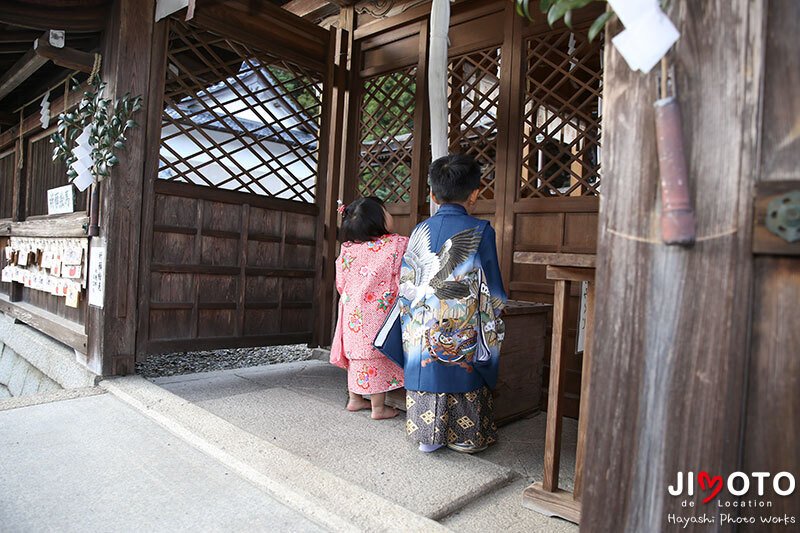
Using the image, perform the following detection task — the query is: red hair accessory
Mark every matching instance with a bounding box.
[337,200,346,215]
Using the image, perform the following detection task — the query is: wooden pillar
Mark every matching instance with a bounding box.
[315,7,356,347]
[339,6,360,206]
[581,1,765,530]
[86,0,157,375]
[316,16,352,347]
[408,19,429,227]
[740,1,800,528]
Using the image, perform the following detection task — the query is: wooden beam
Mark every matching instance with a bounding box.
[34,36,95,74]
[0,48,48,101]
[0,30,42,44]
[0,296,88,353]
[0,80,87,149]
[10,213,89,238]
[0,112,15,126]
[514,251,597,268]
[522,484,581,524]
[283,0,339,19]
[545,265,595,283]
[0,2,109,32]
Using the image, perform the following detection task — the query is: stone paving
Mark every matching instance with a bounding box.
[154,360,579,532]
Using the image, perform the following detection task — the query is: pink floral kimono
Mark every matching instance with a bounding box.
[330,234,408,394]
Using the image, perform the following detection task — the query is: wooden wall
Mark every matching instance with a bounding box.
[581,1,800,530]
[0,149,14,219]
[139,181,318,354]
[135,0,332,363]
[740,1,800,528]
[0,88,90,348]
[25,129,88,217]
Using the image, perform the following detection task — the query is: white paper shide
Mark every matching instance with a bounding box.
[608,0,679,73]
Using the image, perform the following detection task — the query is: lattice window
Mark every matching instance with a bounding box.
[520,29,602,198]
[357,67,416,203]
[158,19,322,203]
[448,47,501,200]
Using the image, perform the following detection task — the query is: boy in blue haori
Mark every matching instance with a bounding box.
[375,154,506,454]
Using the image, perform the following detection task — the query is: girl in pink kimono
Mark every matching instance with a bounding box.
[330,197,408,419]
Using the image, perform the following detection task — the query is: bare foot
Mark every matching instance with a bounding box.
[346,398,371,412]
[371,406,399,420]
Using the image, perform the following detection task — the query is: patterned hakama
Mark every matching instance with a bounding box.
[405,386,498,448]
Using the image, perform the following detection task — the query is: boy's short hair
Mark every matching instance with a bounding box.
[429,154,482,203]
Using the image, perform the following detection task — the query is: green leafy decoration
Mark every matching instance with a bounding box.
[513,0,670,43]
[50,77,143,182]
[588,10,616,41]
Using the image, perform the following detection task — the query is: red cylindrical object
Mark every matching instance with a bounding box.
[654,96,696,246]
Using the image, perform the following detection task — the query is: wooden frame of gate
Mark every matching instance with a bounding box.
[136,1,334,357]
[342,0,604,415]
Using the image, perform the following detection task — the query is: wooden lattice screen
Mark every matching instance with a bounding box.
[159,19,323,203]
[448,47,501,201]
[520,28,602,198]
[357,67,417,203]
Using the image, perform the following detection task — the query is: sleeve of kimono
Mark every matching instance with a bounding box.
[473,225,506,388]
[477,224,507,315]
[330,251,348,369]
[335,251,345,294]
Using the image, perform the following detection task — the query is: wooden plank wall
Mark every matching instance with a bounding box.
[581,1,765,529]
[741,1,800,528]
[0,149,14,219]
[135,1,331,359]
[25,130,88,217]
[141,182,317,354]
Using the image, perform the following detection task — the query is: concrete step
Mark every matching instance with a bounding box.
[102,374,449,532]
[154,361,517,520]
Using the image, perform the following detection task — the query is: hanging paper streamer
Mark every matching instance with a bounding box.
[39,91,51,129]
[155,0,188,20]
[70,125,94,192]
[155,0,195,21]
[608,0,679,74]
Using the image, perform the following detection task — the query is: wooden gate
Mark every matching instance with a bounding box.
[136,4,331,356]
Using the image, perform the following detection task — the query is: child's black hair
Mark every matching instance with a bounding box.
[429,154,482,203]
[339,196,388,243]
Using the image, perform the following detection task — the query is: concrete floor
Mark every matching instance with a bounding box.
[154,360,580,532]
[1,359,579,532]
[0,392,325,533]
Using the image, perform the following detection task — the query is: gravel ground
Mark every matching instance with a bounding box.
[135,344,315,378]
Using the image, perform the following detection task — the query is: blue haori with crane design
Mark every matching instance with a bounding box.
[374,203,507,393]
